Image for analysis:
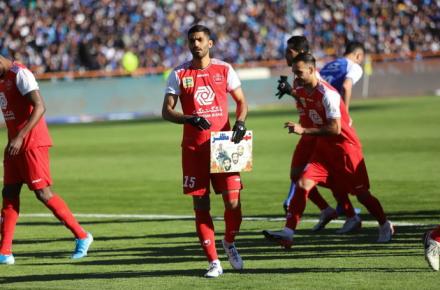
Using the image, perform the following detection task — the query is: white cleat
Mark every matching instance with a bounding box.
[377,220,394,243]
[204,261,223,278]
[312,207,338,232]
[424,231,440,271]
[336,215,362,234]
[262,230,293,249]
[222,240,243,270]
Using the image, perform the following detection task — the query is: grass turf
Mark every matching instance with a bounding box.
[0,96,439,289]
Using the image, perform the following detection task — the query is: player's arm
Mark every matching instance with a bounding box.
[230,87,248,143]
[284,118,341,136]
[162,93,185,124]
[161,93,211,130]
[341,78,353,111]
[8,90,46,155]
[343,63,363,112]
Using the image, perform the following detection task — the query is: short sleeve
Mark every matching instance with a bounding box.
[226,65,241,92]
[322,89,341,119]
[164,70,180,95]
[16,69,39,96]
[345,62,363,85]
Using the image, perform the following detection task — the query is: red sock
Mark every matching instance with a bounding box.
[430,225,440,242]
[0,196,20,255]
[45,194,87,239]
[224,208,242,243]
[308,187,329,211]
[358,193,386,225]
[195,209,218,262]
[334,192,355,218]
[285,186,310,230]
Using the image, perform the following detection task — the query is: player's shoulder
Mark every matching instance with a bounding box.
[346,58,362,72]
[318,81,340,97]
[210,58,234,71]
[173,61,192,72]
[10,62,29,74]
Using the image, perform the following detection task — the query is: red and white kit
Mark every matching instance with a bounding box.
[165,59,243,195]
[0,62,53,190]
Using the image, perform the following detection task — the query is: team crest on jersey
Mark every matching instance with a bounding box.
[213,73,224,83]
[195,86,215,105]
[0,92,7,110]
[182,76,194,88]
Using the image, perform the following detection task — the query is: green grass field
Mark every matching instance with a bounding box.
[0,96,439,289]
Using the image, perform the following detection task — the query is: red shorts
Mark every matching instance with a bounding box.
[3,146,52,190]
[291,135,317,169]
[182,147,243,196]
[302,143,370,195]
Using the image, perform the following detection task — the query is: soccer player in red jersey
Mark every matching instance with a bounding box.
[276,36,359,233]
[424,225,440,271]
[162,25,248,278]
[0,55,93,265]
[264,53,394,248]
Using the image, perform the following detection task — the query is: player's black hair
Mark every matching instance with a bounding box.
[188,24,211,39]
[344,41,365,55]
[292,52,316,67]
[286,36,310,53]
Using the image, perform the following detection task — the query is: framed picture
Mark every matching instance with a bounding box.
[210,131,253,173]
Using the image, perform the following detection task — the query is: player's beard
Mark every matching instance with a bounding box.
[191,46,209,60]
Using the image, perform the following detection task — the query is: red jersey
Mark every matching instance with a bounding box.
[165,58,241,149]
[295,80,361,148]
[0,62,52,151]
[293,78,314,128]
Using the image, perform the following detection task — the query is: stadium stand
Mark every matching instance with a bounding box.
[1,0,439,75]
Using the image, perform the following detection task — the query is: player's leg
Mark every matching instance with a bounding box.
[0,184,22,265]
[221,190,243,270]
[264,176,317,249]
[356,190,393,242]
[332,190,362,234]
[25,147,91,258]
[424,225,440,271]
[212,172,243,270]
[183,147,221,277]
[193,195,221,277]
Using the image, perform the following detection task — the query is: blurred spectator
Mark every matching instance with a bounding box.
[0,0,439,74]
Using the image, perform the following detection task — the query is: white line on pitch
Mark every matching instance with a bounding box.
[18,213,429,226]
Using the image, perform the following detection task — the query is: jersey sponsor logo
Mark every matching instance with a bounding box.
[197,73,209,77]
[0,92,7,110]
[202,239,211,246]
[308,109,323,125]
[3,110,15,121]
[213,73,224,83]
[195,85,215,105]
[182,76,194,88]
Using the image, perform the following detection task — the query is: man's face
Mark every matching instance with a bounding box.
[237,146,244,156]
[285,46,300,67]
[292,61,314,86]
[232,153,239,164]
[223,159,231,171]
[188,32,212,60]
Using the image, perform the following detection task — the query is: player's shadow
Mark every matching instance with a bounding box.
[0,269,203,285]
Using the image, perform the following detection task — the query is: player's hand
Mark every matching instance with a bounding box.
[231,120,246,144]
[284,121,305,135]
[276,76,293,99]
[8,136,24,156]
[185,116,211,131]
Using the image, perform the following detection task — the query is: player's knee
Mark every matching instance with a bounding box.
[193,196,210,211]
[34,187,53,203]
[2,185,21,199]
[297,177,315,191]
[356,190,371,203]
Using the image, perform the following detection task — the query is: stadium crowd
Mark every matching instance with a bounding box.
[0,0,439,74]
